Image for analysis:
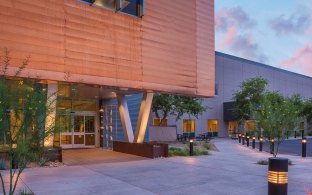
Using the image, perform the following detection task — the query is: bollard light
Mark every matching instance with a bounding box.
[270,139,275,154]
[238,134,242,143]
[246,135,250,147]
[242,135,245,145]
[268,157,288,195]
[259,137,263,152]
[302,137,307,158]
[252,136,256,149]
[189,139,194,156]
[294,131,297,138]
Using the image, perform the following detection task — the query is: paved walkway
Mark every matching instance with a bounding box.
[2,139,312,195]
[63,148,147,166]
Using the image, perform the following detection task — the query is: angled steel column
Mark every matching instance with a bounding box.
[117,94,134,143]
[134,92,154,143]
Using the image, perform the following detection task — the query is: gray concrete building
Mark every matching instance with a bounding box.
[148,52,312,139]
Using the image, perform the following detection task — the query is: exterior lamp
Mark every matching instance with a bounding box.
[302,137,307,158]
[242,135,245,145]
[238,134,242,143]
[259,137,263,152]
[189,139,194,156]
[268,157,288,195]
[246,135,250,147]
[252,136,256,149]
[270,139,275,154]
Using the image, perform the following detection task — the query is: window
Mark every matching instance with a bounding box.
[80,0,144,17]
[207,120,218,132]
[153,118,168,126]
[228,120,238,135]
[246,120,255,131]
[183,119,195,133]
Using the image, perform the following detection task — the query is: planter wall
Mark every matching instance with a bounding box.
[113,141,168,158]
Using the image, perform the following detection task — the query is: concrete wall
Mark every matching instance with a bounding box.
[149,52,312,138]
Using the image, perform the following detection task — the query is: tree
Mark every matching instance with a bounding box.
[151,94,175,126]
[253,92,304,157]
[0,49,56,195]
[151,94,206,126]
[301,98,312,133]
[233,77,268,134]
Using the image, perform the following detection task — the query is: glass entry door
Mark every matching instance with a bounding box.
[60,112,96,148]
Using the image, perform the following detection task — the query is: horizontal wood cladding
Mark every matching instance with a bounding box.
[0,0,214,97]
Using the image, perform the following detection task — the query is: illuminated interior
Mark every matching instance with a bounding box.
[183,119,195,133]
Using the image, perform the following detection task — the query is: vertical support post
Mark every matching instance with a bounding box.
[242,135,245,145]
[268,157,288,195]
[117,94,134,143]
[294,131,297,138]
[238,134,241,143]
[246,135,250,147]
[134,92,153,143]
[302,137,307,158]
[270,139,275,154]
[189,139,194,156]
[301,130,304,138]
[259,137,263,152]
[252,136,255,149]
[44,83,58,147]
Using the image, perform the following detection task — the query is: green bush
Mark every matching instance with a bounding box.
[19,188,34,195]
[168,147,189,156]
[0,159,6,170]
[194,148,209,156]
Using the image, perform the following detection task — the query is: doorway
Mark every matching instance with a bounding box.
[60,112,96,148]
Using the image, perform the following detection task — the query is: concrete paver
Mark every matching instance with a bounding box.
[2,139,312,195]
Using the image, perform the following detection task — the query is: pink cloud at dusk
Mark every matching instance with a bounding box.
[215,6,268,63]
[281,43,312,75]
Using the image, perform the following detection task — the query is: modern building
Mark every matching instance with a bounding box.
[0,0,215,148]
[148,52,312,139]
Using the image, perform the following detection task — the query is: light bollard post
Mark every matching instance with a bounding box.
[259,137,263,152]
[238,134,241,143]
[302,137,307,158]
[246,135,250,147]
[189,139,194,156]
[268,157,288,195]
[242,135,245,145]
[270,139,274,154]
[252,136,256,149]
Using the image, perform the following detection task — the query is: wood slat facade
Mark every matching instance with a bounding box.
[0,0,215,97]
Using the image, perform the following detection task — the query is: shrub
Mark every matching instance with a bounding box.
[19,188,34,195]
[194,148,209,156]
[168,147,188,156]
[203,143,211,150]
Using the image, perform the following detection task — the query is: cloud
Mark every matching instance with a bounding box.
[215,6,267,63]
[231,34,269,63]
[281,43,312,75]
[215,6,256,32]
[269,12,311,35]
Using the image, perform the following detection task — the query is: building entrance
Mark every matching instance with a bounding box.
[60,112,96,148]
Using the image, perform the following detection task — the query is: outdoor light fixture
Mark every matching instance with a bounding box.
[268,157,288,195]
[238,134,242,143]
[270,139,275,154]
[252,136,256,149]
[246,135,250,147]
[294,130,297,138]
[242,135,245,145]
[259,137,263,152]
[302,137,307,158]
[189,139,194,156]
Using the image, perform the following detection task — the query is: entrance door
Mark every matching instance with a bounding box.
[60,112,96,148]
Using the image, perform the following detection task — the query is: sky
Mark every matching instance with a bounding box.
[215,0,312,77]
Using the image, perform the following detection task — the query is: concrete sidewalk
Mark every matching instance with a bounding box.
[3,139,312,195]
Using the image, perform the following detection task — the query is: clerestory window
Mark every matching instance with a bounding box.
[80,0,144,17]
